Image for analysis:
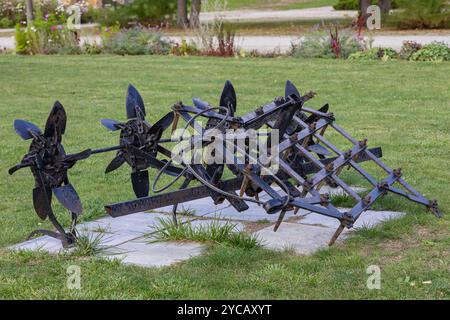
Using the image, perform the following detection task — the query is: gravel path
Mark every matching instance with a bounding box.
[199,6,358,22]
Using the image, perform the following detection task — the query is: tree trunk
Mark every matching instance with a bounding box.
[359,0,372,24]
[190,0,202,28]
[25,0,34,25]
[177,0,188,28]
[378,0,391,13]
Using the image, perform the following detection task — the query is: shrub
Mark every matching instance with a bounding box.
[0,0,70,27]
[15,23,80,55]
[103,27,171,55]
[170,38,199,56]
[348,47,398,60]
[97,0,176,27]
[0,0,25,27]
[292,28,369,59]
[15,7,80,55]
[386,0,450,29]
[82,41,103,54]
[195,1,239,57]
[399,40,422,60]
[410,41,450,61]
[0,16,11,28]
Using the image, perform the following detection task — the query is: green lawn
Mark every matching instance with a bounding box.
[214,0,337,11]
[0,55,449,299]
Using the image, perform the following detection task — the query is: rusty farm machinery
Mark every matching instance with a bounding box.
[9,81,441,247]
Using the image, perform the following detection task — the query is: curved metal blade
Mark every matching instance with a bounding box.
[192,98,210,110]
[285,80,301,100]
[53,184,83,216]
[13,119,42,140]
[9,160,32,175]
[126,84,145,119]
[44,101,67,141]
[148,112,174,135]
[219,80,237,114]
[105,154,126,173]
[307,143,331,156]
[8,165,21,175]
[305,104,329,124]
[33,186,52,220]
[101,119,122,131]
[131,170,149,198]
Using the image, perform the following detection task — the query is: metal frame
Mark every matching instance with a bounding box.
[9,81,441,247]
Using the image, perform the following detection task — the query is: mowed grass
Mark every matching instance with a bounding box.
[0,55,449,299]
[218,0,336,11]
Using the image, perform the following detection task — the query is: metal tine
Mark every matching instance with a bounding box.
[284,117,362,201]
[329,222,346,246]
[307,130,379,187]
[332,123,421,196]
[295,140,363,184]
[273,210,286,232]
[304,103,330,124]
[294,139,373,200]
[347,171,402,222]
[278,159,343,217]
[294,116,379,185]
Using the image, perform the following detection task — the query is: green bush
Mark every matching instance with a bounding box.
[15,23,80,55]
[386,0,450,29]
[104,27,171,55]
[0,16,11,28]
[97,0,177,27]
[170,38,199,56]
[348,47,398,60]
[0,0,25,27]
[1,0,71,28]
[14,6,80,55]
[292,29,369,59]
[410,41,450,61]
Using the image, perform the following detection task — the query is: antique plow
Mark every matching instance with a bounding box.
[9,81,441,247]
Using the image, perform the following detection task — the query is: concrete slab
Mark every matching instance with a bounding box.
[81,212,171,235]
[256,209,404,254]
[11,235,64,254]
[297,209,404,229]
[255,223,340,254]
[9,185,404,265]
[10,212,243,268]
[106,240,205,268]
